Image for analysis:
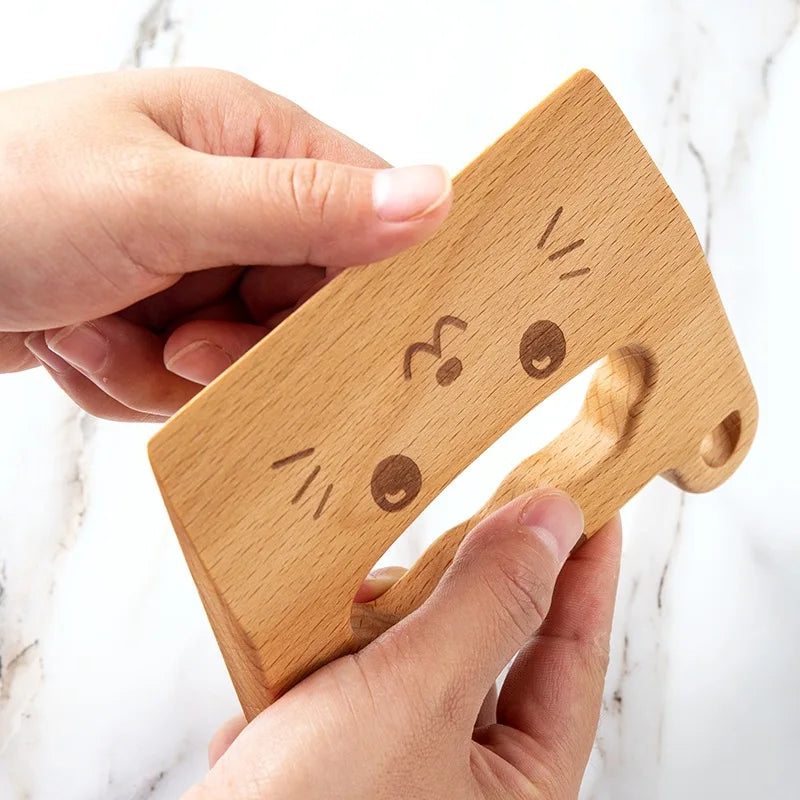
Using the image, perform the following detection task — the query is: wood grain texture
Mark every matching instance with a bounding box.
[148,70,757,719]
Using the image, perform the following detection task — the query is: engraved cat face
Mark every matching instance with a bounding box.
[361,205,583,514]
[370,317,568,513]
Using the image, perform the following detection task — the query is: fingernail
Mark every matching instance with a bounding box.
[166,340,233,385]
[24,332,70,375]
[373,165,451,222]
[354,566,406,603]
[519,491,584,563]
[48,323,108,374]
[571,533,588,555]
[363,566,406,595]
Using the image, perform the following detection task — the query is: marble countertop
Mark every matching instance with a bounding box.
[1,1,798,798]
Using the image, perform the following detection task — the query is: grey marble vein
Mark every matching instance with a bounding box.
[761,0,800,96]
[657,491,685,612]
[124,0,184,69]
[60,410,95,555]
[130,768,166,800]
[0,405,93,754]
[0,640,39,703]
[687,141,713,255]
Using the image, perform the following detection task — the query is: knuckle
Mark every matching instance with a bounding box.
[0,334,36,372]
[107,149,190,273]
[205,67,272,104]
[203,67,253,91]
[71,391,116,421]
[175,67,256,109]
[539,629,612,683]
[370,632,468,736]
[431,674,471,730]
[43,371,106,417]
[582,636,611,677]
[71,388,134,422]
[491,550,553,636]
[339,650,383,723]
[285,158,337,226]
[175,68,297,157]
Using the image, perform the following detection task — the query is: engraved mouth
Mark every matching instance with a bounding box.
[382,489,407,505]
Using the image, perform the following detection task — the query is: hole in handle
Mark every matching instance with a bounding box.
[700,410,741,468]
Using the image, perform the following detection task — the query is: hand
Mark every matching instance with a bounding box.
[0,68,451,420]
[190,491,621,800]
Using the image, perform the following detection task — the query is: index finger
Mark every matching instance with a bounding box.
[141,68,390,168]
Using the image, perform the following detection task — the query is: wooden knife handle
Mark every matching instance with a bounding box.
[353,346,654,639]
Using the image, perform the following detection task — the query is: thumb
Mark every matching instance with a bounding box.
[167,152,452,271]
[373,490,584,724]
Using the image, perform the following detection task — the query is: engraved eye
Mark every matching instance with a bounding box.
[370,454,422,512]
[519,320,566,379]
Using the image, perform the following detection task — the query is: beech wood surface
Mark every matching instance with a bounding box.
[149,70,757,720]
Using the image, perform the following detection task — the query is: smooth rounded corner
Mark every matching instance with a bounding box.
[546,67,610,117]
[574,67,603,87]
[662,391,758,493]
[573,68,622,111]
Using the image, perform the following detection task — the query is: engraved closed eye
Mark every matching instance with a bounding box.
[370,454,422,513]
[519,320,566,380]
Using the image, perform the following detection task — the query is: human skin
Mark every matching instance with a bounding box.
[194,492,621,800]
[0,69,621,798]
[0,68,451,420]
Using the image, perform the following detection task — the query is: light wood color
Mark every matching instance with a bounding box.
[149,70,757,720]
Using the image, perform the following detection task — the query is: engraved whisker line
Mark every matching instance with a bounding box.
[538,206,563,249]
[271,448,314,468]
[271,447,333,519]
[559,267,591,280]
[548,239,585,260]
[314,484,333,520]
[292,465,320,503]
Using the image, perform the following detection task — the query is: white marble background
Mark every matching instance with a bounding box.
[0,1,798,798]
